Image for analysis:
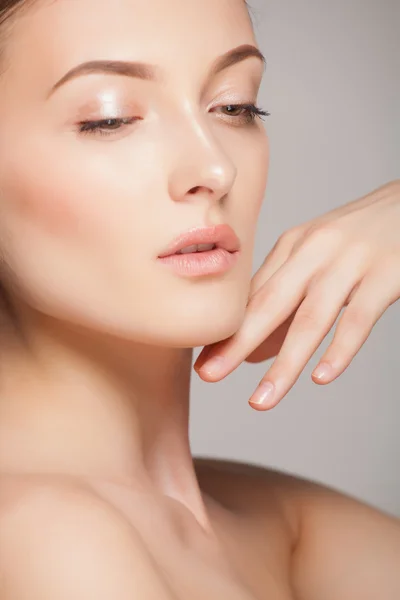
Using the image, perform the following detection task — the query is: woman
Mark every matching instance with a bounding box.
[0,0,399,598]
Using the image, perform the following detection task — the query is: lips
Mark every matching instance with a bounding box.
[158,224,240,258]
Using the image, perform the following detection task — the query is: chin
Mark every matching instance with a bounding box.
[19,267,251,349]
[141,300,248,349]
[122,275,251,347]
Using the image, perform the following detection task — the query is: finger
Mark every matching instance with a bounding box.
[312,254,400,384]
[244,312,296,362]
[248,228,300,297]
[196,225,342,372]
[195,233,297,369]
[248,252,366,410]
[195,236,335,380]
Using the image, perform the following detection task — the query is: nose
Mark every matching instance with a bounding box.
[167,119,237,205]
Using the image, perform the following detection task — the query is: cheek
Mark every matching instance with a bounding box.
[0,153,149,326]
[252,131,270,205]
[0,147,154,278]
[0,150,130,255]
[1,163,83,237]
[237,132,269,223]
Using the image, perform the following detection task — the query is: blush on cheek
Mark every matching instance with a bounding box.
[4,171,83,236]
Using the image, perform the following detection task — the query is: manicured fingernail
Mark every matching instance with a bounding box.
[199,356,226,377]
[249,381,275,407]
[312,361,333,381]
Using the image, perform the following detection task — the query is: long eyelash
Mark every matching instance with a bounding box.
[229,103,271,121]
[77,103,271,137]
[78,117,137,136]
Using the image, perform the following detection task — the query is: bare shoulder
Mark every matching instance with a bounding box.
[194,456,304,541]
[194,454,400,525]
[0,474,177,600]
[194,457,400,599]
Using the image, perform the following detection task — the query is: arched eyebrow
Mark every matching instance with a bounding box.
[47,44,266,98]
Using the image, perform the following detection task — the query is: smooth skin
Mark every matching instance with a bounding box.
[0,1,399,599]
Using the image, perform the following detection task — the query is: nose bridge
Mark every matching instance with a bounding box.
[166,105,237,201]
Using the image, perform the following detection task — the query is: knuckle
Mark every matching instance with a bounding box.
[247,283,277,313]
[248,276,286,315]
[247,284,271,313]
[277,226,302,247]
[388,179,400,193]
[343,305,371,329]
[269,227,302,258]
[293,306,322,330]
[304,222,344,249]
[348,238,372,261]
[381,248,400,271]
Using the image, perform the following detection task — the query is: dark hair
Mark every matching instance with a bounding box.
[0,0,34,72]
[0,1,32,39]
[0,0,25,24]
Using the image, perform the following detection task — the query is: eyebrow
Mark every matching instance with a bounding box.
[48,44,266,98]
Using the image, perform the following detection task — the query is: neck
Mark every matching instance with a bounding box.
[0,306,211,528]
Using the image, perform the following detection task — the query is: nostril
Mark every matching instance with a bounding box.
[189,186,201,194]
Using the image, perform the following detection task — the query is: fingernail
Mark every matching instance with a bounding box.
[312,361,333,381]
[199,356,226,377]
[249,381,275,407]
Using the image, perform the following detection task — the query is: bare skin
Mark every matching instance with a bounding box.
[0,0,399,598]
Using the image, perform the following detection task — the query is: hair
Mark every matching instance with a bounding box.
[0,1,37,327]
[0,1,33,73]
[0,0,25,25]
[0,1,30,42]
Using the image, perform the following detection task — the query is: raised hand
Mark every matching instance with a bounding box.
[194,180,400,410]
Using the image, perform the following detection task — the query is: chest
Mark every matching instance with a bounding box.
[203,493,295,600]
[93,482,295,600]
[141,507,293,600]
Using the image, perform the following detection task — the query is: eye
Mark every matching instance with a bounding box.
[76,103,270,139]
[215,103,270,125]
[77,116,138,137]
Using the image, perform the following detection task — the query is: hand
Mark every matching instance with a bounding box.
[194,180,400,411]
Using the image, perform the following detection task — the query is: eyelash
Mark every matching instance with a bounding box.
[77,103,270,137]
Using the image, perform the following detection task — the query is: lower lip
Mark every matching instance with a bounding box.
[157,247,240,277]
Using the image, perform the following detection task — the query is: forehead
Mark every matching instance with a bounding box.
[5,0,255,84]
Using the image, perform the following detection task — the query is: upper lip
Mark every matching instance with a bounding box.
[158,224,241,258]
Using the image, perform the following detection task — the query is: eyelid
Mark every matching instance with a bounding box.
[207,70,263,97]
[208,86,261,107]
[70,73,260,115]
[75,102,268,141]
[208,98,260,116]
[70,86,143,119]
[78,102,135,120]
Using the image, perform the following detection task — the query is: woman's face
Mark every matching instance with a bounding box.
[0,0,269,348]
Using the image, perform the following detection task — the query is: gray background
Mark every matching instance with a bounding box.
[191,0,400,517]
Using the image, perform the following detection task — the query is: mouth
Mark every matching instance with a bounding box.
[157,244,240,277]
[157,224,240,258]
